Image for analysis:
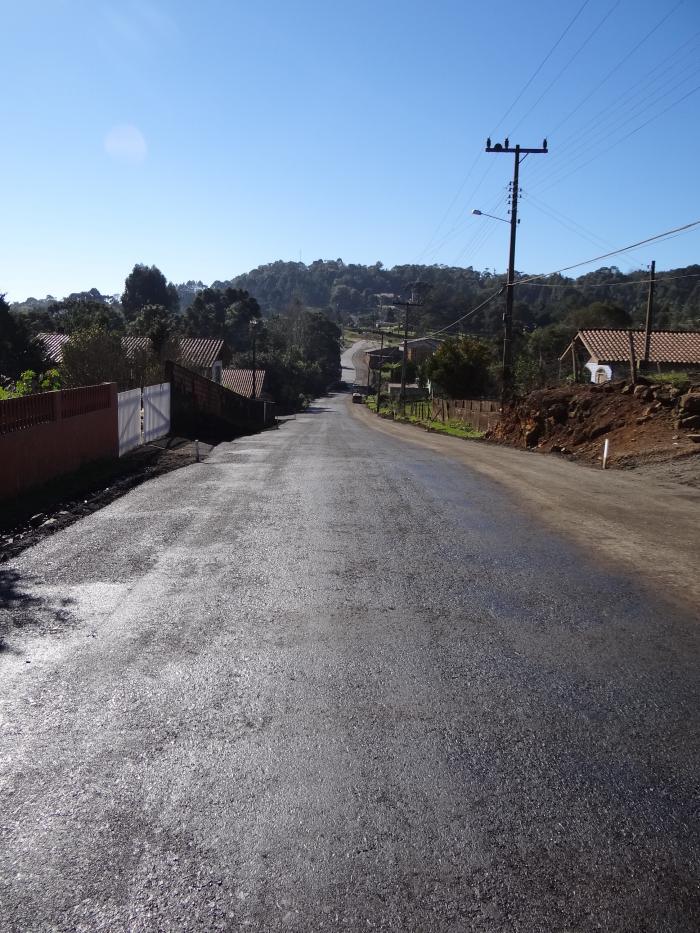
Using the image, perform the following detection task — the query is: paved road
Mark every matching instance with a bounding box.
[1,387,699,930]
[341,338,373,387]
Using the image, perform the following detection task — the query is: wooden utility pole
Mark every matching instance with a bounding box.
[486,138,548,401]
[250,319,259,400]
[627,330,638,383]
[376,329,385,414]
[642,260,656,371]
[394,282,429,414]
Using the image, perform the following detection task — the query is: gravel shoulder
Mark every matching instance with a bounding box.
[0,437,213,564]
[351,399,700,612]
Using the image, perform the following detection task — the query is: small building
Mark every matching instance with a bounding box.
[406,337,442,365]
[387,382,427,401]
[176,338,231,383]
[560,329,700,383]
[364,345,402,371]
[221,368,269,399]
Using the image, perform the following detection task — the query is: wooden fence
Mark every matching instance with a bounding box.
[403,397,501,432]
[166,361,274,437]
[0,384,118,500]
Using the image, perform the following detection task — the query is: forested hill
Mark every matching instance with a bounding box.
[216,259,700,335]
[10,260,700,337]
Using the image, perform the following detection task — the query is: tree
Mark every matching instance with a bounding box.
[183,286,261,350]
[121,264,179,321]
[0,294,45,378]
[130,304,179,356]
[425,336,494,398]
[60,327,131,389]
[45,297,124,334]
[568,301,631,330]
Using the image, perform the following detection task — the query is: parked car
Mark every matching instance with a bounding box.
[352,392,363,404]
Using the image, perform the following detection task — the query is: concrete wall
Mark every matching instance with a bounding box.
[0,384,118,501]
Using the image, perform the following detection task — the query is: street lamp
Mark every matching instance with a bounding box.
[471,208,509,224]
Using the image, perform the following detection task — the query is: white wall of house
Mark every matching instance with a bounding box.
[585,360,612,383]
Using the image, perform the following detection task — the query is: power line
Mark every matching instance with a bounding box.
[514,219,700,285]
[524,28,700,189]
[535,81,700,195]
[508,0,621,138]
[531,35,700,178]
[426,288,504,337]
[495,0,592,137]
[544,0,686,139]
[521,190,650,271]
[412,0,595,264]
[518,272,700,289]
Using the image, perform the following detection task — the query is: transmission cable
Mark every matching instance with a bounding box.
[413,0,594,264]
[508,0,621,138]
[514,219,700,286]
[535,81,700,195]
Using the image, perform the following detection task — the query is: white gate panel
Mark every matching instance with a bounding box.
[118,388,142,456]
[143,383,170,443]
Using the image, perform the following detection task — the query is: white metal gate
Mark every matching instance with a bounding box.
[143,383,170,443]
[118,383,171,455]
[117,387,142,456]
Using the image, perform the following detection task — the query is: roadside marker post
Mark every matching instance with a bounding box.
[602,438,609,470]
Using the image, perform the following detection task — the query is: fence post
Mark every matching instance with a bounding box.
[52,390,62,423]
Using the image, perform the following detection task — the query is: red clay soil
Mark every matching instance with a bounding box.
[490,379,700,470]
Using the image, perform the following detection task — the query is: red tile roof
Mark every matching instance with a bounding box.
[221,368,266,398]
[577,330,700,364]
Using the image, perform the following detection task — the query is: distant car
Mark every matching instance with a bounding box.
[352,392,363,404]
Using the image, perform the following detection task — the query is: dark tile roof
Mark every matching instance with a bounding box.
[121,335,152,358]
[177,338,225,368]
[35,332,70,363]
[407,337,443,349]
[221,368,266,398]
[577,330,700,364]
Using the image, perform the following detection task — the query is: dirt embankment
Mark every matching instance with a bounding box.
[490,379,700,472]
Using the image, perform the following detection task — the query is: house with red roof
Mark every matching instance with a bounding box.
[560,329,700,383]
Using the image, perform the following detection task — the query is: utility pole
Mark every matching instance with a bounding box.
[375,328,385,414]
[250,318,260,400]
[642,260,656,372]
[486,137,548,401]
[394,282,428,415]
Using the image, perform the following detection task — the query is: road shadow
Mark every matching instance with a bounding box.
[0,568,75,654]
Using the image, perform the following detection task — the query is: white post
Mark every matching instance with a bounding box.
[602,438,609,470]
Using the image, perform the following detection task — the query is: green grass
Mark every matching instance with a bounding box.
[399,414,483,439]
[647,371,692,389]
[363,395,484,438]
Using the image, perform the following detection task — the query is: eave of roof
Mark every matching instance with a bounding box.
[577,329,700,365]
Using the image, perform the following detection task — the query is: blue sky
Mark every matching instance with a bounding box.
[2,0,699,301]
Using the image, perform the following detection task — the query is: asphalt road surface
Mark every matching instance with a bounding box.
[1,375,699,930]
